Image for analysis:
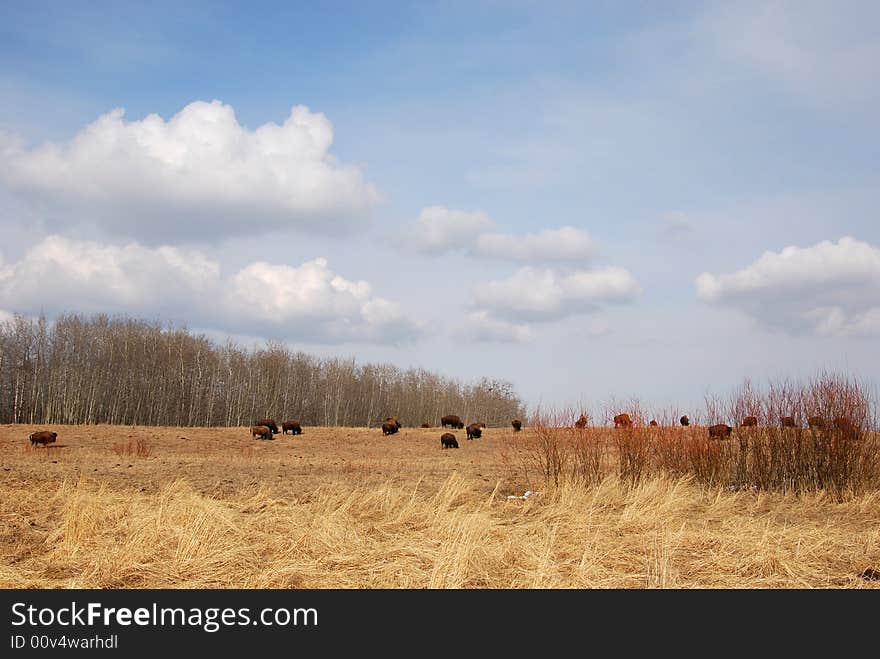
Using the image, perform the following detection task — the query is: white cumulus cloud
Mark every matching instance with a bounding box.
[472,266,641,321]
[406,207,595,263]
[696,236,880,337]
[0,100,381,242]
[0,236,422,344]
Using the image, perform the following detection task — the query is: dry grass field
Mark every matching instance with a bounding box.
[2,423,879,588]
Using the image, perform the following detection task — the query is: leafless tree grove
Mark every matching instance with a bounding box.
[0,314,526,427]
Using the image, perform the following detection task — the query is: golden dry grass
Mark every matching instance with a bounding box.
[1,423,878,588]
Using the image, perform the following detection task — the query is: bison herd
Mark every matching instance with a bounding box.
[24,411,860,453]
[576,413,860,440]
[372,415,526,449]
[249,418,303,440]
[247,412,862,446]
[248,413,525,449]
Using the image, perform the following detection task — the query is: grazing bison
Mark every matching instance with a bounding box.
[807,415,825,430]
[29,430,57,446]
[833,416,854,430]
[511,419,523,432]
[649,420,659,427]
[421,422,432,428]
[680,415,690,427]
[382,421,399,436]
[440,433,459,449]
[741,416,758,427]
[832,416,859,439]
[251,425,273,440]
[282,420,303,435]
[574,414,588,429]
[613,413,633,429]
[466,423,483,440]
[708,424,733,439]
[781,416,797,428]
[256,418,279,434]
[441,414,464,429]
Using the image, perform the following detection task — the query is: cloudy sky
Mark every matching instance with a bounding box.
[1,1,879,412]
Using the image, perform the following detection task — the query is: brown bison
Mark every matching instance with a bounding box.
[833,416,854,430]
[574,414,588,429]
[649,420,659,427]
[781,416,797,428]
[382,421,399,436]
[251,425,272,440]
[613,413,633,429]
[708,424,733,439]
[282,420,303,435]
[441,414,464,429]
[440,433,459,449]
[832,416,859,439]
[385,416,402,430]
[256,418,279,434]
[29,430,57,446]
[741,416,758,427]
[421,422,432,428]
[466,423,483,440]
[807,415,825,430]
[680,415,690,427]
[511,419,523,432]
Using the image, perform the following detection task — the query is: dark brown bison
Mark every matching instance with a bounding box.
[741,416,758,427]
[421,422,432,428]
[680,415,690,427]
[29,430,57,446]
[441,414,464,429]
[708,424,733,439]
[382,421,399,436]
[649,420,659,427]
[613,413,633,429]
[466,423,482,440]
[833,416,854,430]
[781,416,797,428]
[251,425,272,440]
[282,420,303,435]
[832,416,859,439]
[440,433,459,449]
[807,415,825,430]
[511,419,523,432]
[256,418,279,434]
[385,416,402,430]
[574,414,588,429]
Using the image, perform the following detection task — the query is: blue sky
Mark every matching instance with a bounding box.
[1,1,879,416]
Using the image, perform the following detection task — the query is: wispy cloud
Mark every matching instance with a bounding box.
[405,206,595,263]
[452,311,532,344]
[472,266,641,322]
